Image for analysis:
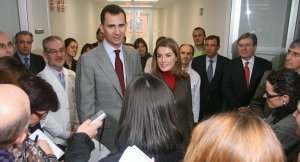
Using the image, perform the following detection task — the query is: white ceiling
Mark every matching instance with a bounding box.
[92,0,180,8]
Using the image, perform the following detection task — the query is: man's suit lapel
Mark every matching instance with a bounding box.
[14,52,21,61]
[213,55,222,83]
[122,46,132,86]
[97,44,123,97]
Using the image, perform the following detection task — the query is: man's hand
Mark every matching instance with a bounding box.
[37,140,54,154]
[76,119,102,138]
[238,106,250,113]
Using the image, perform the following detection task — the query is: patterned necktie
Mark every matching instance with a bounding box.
[58,73,66,89]
[24,57,30,68]
[207,59,214,82]
[244,62,250,89]
[114,50,125,95]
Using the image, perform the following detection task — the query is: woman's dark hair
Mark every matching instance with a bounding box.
[0,56,30,79]
[0,69,17,84]
[64,38,77,48]
[80,43,96,54]
[18,74,59,113]
[134,38,149,54]
[266,68,300,122]
[116,73,183,154]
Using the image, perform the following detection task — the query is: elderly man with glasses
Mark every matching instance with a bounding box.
[38,36,78,155]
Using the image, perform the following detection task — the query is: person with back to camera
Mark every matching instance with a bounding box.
[263,68,300,161]
[184,112,285,162]
[292,99,300,161]
[151,37,194,147]
[65,73,185,162]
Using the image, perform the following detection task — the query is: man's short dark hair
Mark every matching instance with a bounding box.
[18,74,59,113]
[193,27,206,37]
[100,4,126,25]
[15,31,33,42]
[238,32,257,46]
[290,39,300,48]
[205,35,220,46]
[180,44,194,55]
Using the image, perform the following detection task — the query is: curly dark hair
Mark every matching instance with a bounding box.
[267,68,300,98]
[18,74,59,113]
[266,68,300,123]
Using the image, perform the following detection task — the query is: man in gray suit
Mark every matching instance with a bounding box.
[75,4,142,151]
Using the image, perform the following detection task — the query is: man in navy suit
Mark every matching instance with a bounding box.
[14,31,45,74]
[222,33,272,110]
[192,35,229,121]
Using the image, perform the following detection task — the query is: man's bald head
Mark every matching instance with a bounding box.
[0,84,30,150]
[0,32,13,58]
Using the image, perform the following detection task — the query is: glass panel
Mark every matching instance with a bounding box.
[239,0,292,51]
[125,9,153,52]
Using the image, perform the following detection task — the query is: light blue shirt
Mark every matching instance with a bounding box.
[103,39,127,85]
[17,52,30,66]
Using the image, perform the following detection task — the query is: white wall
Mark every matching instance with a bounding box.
[27,0,51,55]
[162,0,231,56]
[49,0,105,59]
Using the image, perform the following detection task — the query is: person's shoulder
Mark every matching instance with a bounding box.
[31,53,44,59]
[80,46,99,60]
[217,54,230,60]
[194,54,206,61]
[123,45,138,56]
[190,68,200,79]
[64,67,76,76]
[98,152,122,162]
[255,55,272,65]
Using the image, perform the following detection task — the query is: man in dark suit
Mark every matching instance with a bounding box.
[14,31,45,74]
[76,4,142,151]
[222,33,272,110]
[192,35,229,121]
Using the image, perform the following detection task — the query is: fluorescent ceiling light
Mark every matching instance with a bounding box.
[107,0,158,1]
[134,0,158,1]
[107,0,131,2]
[120,5,153,7]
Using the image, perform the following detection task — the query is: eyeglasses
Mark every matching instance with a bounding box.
[286,50,300,57]
[0,42,14,50]
[46,48,66,55]
[265,91,281,99]
[33,111,48,120]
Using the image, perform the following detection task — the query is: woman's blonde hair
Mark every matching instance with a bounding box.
[184,112,285,162]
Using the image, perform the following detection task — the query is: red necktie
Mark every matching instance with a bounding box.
[244,62,250,89]
[114,50,125,95]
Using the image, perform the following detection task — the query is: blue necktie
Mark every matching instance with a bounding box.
[58,73,66,89]
[24,57,30,68]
